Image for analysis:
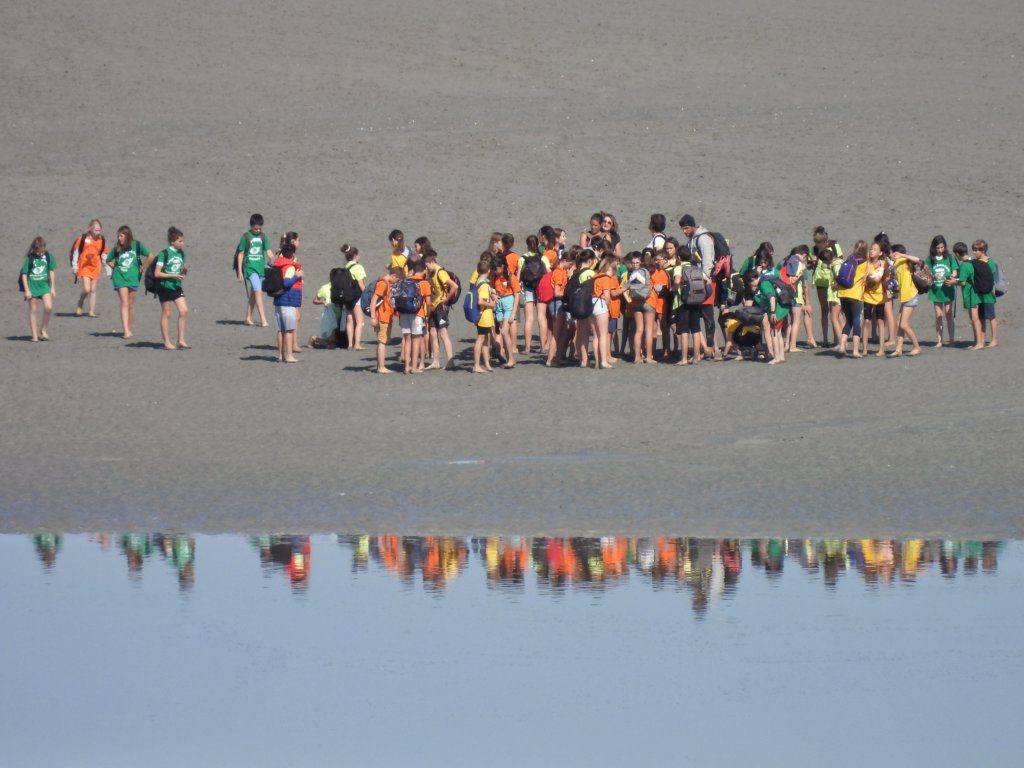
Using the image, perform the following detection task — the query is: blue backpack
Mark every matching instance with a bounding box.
[463,283,481,324]
[359,284,375,315]
[390,278,423,314]
[836,256,863,289]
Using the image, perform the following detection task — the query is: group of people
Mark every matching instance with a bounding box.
[19,212,1005,367]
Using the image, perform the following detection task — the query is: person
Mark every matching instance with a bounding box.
[674,250,707,365]
[424,250,458,370]
[20,236,55,342]
[601,213,623,258]
[625,251,655,364]
[969,239,999,349]
[679,214,718,354]
[535,225,560,351]
[816,247,845,347]
[571,249,598,368]
[280,232,304,350]
[754,252,787,364]
[646,214,667,251]
[71,219,108,317]
[649,251,671,359]
[592,257,621,369]
[499,233,522,350]
[492,257,520,368]
[836,240,868,358]
[783,246,816,352]
[926,235,957,346]
[235,213,273,327]
[545,250,574,367]
[105,226,149,339]
[153,226,190,350]
[370,267,402,373]
[270,239,303,362]
[398,261,432,374]
[810,226,843,345]
[341,244,367,350]
[309,268,343,349]
[472,259,496,373]
[889,244,924,357]
[388,229,410,274]
[861,236,891,357]
[580,213,602,248]
[519,234,545,354]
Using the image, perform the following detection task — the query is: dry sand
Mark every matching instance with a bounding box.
[1,0,1022,536]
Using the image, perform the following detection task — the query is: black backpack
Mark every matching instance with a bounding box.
[520,256,545,291]
[764,275,796,307]
[566,273,595,319]
[332,267,361,304]
[444,270,462,306]
[972,260,994,295]
[143,252,160,296]
[263,264,286,298]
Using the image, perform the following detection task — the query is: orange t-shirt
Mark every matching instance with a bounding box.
[550,267,568,298]
[542,249,558,269]
[415,277,432,318]
[504,251,520,278]
[372,278,393,324]
[594,273,620,317]
[648,268,670,314]
[493,272,521,298]
[74,234,109,280]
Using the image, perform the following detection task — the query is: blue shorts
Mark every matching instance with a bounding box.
[520,289,535,304]
[547,299,563,317]
[495,294,515,322]
[902,296,919,308]
[608,318,619,333]
[247,272,263,292]
[979,303,996,321]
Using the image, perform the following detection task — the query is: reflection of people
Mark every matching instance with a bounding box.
[32,533,63,569]
[155,533,195,590]
[120,534,152,578]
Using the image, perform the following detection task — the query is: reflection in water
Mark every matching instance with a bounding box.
[27,534,1006,613]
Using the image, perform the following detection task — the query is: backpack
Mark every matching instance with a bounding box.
[993,262,1009,297]
[784,254,803,279]
[699,231,733,277]
[565,273,595,319]
[911,262,934,294]
[390,277,424,314]
[835,256,864,289]
[331,267,360,305]
[463,282,481,324]
[442,270,462,306]
[764,275,796,307]
[520,256,545,291]
[360,283,376,316]
[263,264,286,298]
[535,271,554,303]
[627,267,652,299]
[679,264,708,306]
[972,260,994,295]
[143,252,160,295]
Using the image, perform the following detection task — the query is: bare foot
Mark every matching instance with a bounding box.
[425,361,441,370]
[986,342,998,349]
[375,367,392,374]
[851,352,862,359]
[875,351,885,357]
[908,348,921,356]
[74,308,83,317]
[178,342,191,350]
[889,350,903,358]
[163,343,177,350]
[969,344,984,350]
[503,362,516,369]
[30,336,38,343]
[935,340,943,348]
[87,312,97,318]
[472,367,487,373]
[600,363,615,369]
[40,332,49,341]
[283,357,299,363]
[122,333,132,340]
[243,319,254,326]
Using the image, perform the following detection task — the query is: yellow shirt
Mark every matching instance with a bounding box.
[476,281,495,328]
[431,268,451,307]
[862,260,886,305]
[836,261,867,301]
[892,257,918,304]
[389,253,408,274]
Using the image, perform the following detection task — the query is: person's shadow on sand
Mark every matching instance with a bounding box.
[240,354,281,362]
[90,331,123,338]
[216,319,250,326]
[125,341,168,350]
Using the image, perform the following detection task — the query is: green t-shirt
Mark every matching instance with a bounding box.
[976,258,997,305]
[755,275,789,320]
[238,231,270,278]
[21,252,54,298]
[156,247,186,290]
[109,242,149,288]
[927,255,957,303]
[346,261,367,283]
[958,260,979,308]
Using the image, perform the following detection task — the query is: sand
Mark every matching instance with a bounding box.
[1,0,1022,536]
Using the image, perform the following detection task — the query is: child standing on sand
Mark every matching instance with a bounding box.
[71,219,108,318]
[970,239,999,349]
[235,213,273,327]
[926,235,957,347]
[271,239,303,362]
[106,226,149,339]
[20,236,55,342]
[153,227,190,350]
[473,259,496,373]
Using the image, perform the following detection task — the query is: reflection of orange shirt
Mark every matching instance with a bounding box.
[74,234,109,280]
[373,278,394,323]
[648,269,670,314]
[550,267,567,298]
[493,272,521,298]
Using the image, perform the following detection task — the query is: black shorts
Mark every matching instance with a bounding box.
[674,306,703,334]
[864,303,885,322]
[430,303,450,329]
[157,285,184,303]
[476,325,492,336]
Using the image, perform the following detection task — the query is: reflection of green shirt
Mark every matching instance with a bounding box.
[20,253,54,297]
[927,255,956,303]
[237,231,270,277]
[110,242,149,288]
[156,247,185,290]
[958,260,979,308]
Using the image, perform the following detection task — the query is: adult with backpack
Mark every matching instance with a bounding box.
[235,213,273,327]
[19,236,55,342]
[338,244,367,350]
[679,214,725,356]
[71,219,108,318]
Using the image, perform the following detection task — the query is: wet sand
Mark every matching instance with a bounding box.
[1,0,1022,536]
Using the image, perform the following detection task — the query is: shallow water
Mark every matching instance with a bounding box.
[2,534,1021,766]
